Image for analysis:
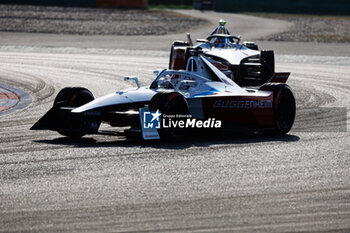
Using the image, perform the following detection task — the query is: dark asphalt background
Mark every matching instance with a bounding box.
[0,7,349,233]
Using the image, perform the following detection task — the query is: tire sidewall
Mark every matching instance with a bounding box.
[273,86,296,134]
[149,92,189,141]
[260,83,296,134]
[54,87,98,137]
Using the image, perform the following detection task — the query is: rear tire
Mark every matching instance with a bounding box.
[54,87,97,138]
[259,83,296,134]
[169,41,189,70]
[149,92,189,141]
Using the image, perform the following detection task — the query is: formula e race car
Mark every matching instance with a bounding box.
[31,53,295,141]
[169,19,275,86]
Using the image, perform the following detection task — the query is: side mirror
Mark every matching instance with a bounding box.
[153,70,161,76]
[124,76,140,89]
[236,35,241,43]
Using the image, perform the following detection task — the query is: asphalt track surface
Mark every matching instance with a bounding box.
[1,11,350,233]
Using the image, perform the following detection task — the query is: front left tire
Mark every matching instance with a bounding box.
[54,87,99,138]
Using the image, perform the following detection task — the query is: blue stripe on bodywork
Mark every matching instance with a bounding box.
[189,88,218,98]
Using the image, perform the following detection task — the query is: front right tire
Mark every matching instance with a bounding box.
[169,41,190,70]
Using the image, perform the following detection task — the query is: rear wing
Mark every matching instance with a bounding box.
[268,72,290,83]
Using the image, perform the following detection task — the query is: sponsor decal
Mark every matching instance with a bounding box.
[213,100,272,109]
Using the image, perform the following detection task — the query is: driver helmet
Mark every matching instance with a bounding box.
[215,37,226,48]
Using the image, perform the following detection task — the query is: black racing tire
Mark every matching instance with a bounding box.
[54,87,94,107]
[260,50,275,84]
[54,87,96,138]
[149,92,189,141]
[259,83,296,134]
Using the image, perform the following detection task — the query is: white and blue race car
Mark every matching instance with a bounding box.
[31,53,295,141]
[169,19,275,86]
